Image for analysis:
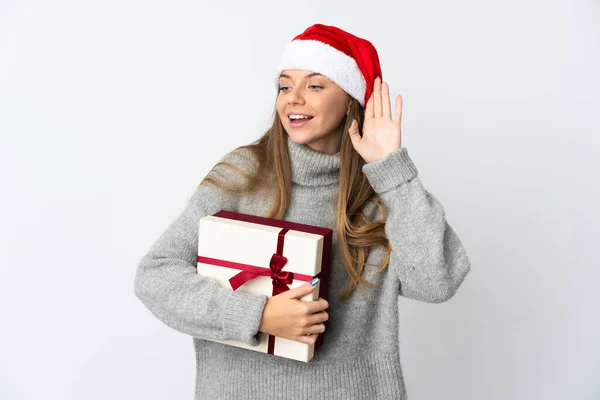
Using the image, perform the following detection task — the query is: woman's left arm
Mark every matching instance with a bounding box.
[361,147,471,303]
[348,77,471,303]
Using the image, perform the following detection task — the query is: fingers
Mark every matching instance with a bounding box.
[296,333,320,345]
[394,94,403,124]
[295,323,326,345]
[285,280,318,299]
[303,297,329,314]
[304,323,326,335]
[365,86,375,120]
[348,118,360,135]
[370,77,395,121]
[348,118,362,149]
[374,76,382,118]
[306,310,329,326]
[381,80,391,120]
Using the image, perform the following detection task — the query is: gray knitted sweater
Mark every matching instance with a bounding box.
[134,135,471,399]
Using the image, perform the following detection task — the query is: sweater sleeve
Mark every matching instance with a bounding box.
[133,186,268,345]
[361,147,471,303]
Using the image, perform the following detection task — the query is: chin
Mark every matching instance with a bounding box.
[286,132,311,144]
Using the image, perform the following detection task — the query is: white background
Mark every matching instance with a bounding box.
[1,0,599,399]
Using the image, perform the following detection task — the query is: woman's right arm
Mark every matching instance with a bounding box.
[133,186,268,346]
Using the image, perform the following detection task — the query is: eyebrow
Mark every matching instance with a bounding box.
[278,72,324,81]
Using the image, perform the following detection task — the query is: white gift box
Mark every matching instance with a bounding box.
[196,209,332,363]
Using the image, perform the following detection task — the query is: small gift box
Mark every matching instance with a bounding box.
[196,209,332,363]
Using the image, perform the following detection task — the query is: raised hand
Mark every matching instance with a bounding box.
[348,77,403,163]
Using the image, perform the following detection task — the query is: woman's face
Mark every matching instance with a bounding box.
[276,69,350,154]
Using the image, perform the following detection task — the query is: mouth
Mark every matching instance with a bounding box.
[287,114,314,128]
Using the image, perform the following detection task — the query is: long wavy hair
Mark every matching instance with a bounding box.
[199,94,392,300]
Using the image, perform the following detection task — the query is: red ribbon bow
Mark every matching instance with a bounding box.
[229,253,294,295]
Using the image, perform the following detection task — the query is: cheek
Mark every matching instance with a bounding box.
[275,100,286,119]
[322,103,345,124]
[319,94,344,115]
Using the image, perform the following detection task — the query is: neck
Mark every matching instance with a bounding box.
[286,135,341,187]
[305,133,342,154]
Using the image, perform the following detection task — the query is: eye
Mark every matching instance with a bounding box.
[277,85,323,92]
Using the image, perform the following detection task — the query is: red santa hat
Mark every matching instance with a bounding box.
[275,23,382,108]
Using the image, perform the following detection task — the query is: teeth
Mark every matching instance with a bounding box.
[289,115,312,120]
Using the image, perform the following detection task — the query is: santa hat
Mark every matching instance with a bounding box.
[275,24,382,108]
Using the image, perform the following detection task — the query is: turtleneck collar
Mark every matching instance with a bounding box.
[286,135,340,187]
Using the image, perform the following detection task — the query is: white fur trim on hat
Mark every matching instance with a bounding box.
[275,39,367,106]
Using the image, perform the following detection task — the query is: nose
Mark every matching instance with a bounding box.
[286,87,306,105]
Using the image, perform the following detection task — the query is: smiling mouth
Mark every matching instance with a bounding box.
[288,116,314,128]
[288,116,314,121]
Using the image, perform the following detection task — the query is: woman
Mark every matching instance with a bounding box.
[134,23,471,399]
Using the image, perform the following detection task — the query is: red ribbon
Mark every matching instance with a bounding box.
[228,253,294,295]
[197,227,317,355]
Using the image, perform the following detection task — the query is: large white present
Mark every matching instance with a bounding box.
[196,209,332,363]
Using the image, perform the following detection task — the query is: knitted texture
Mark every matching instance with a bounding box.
[134,135,472,399]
